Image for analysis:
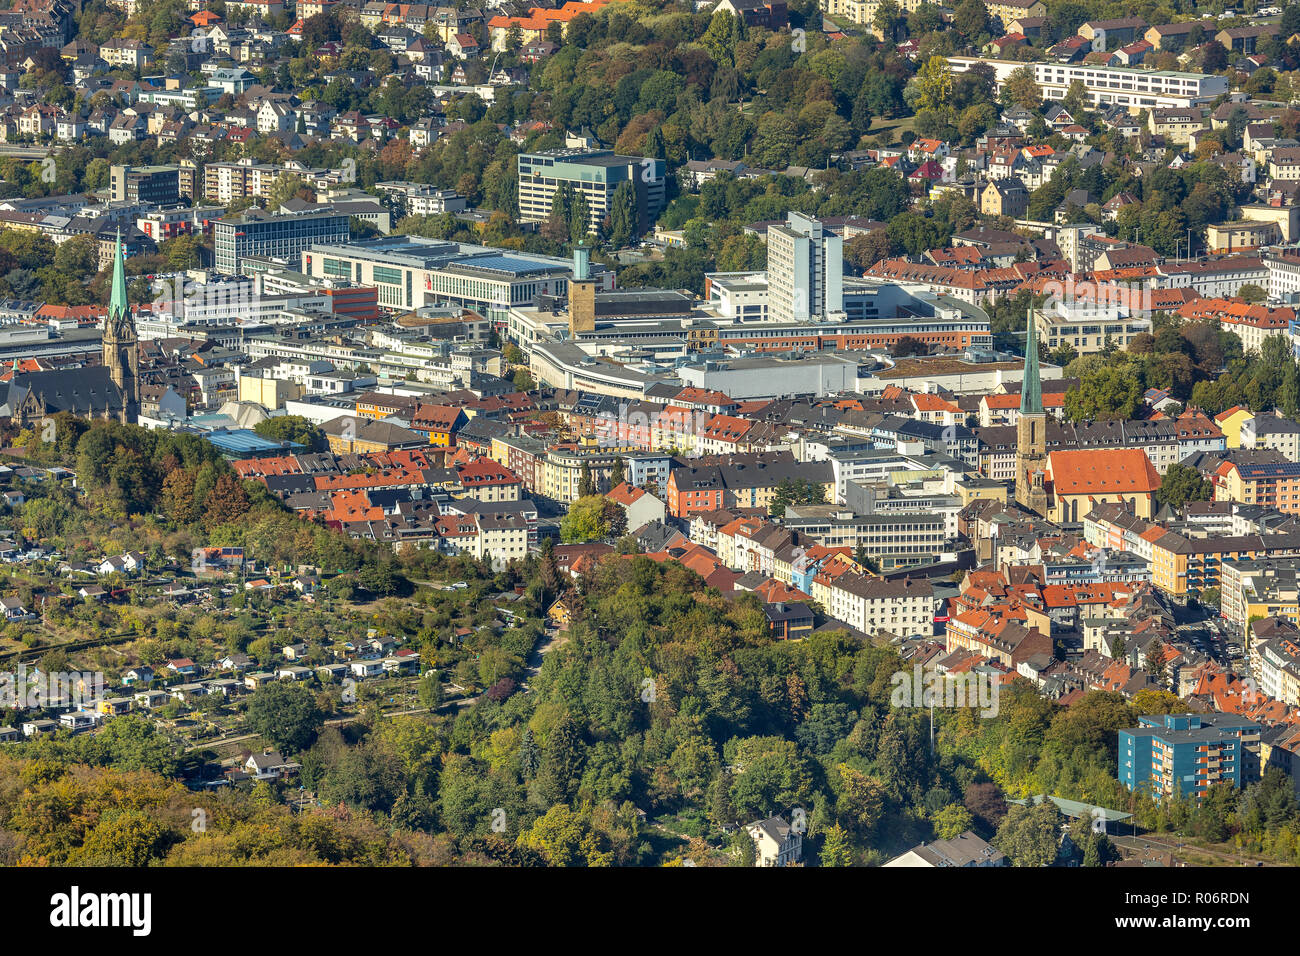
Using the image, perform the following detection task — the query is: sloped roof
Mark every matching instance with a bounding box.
[1047,449,1161,495]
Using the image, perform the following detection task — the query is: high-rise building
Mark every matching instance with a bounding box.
[213,208,350,274]
[517,149,665,236]
[1015,309,1049,515]
[103,231,139,424]
[766,212,843,324]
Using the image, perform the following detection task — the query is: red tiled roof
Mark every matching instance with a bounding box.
[1047,449,1161,495]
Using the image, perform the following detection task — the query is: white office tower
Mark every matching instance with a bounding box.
[767,212,843,323]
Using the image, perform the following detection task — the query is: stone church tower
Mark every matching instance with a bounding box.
[102,230,139,424]
[1015,309,1049,516]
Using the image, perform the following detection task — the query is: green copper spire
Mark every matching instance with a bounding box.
[109,229,128,324]
[1020,308,1042,415]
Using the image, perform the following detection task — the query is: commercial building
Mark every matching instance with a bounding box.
[529,340,666,399]
[675,352,860,400]
[698,296,993,352]
[303,236,597,318]
[781,510,949,569]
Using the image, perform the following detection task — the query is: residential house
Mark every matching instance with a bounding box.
[745,814,803,866]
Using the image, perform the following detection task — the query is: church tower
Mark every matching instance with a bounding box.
[102,230,139,424]
[1015,308,1049,515]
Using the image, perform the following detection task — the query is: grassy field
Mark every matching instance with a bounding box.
[869,115,919,146]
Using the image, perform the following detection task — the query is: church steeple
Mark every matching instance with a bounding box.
[1015,307,1049,516]
[102,230,139,424]
[109,228,129,328]
[1020,305,1042,416]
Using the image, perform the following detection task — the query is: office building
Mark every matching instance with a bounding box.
[110,165,180,206]
[766,211,844,323]
[949,57,1229,109]
[517,149,666,235]
[213,208,351,274]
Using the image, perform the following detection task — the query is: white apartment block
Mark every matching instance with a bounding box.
[1159,259,1270,298]
[1241,415,1300,462]
[812,571,935,638]
[1266,253,1300,301]
[1256,637,1300,705]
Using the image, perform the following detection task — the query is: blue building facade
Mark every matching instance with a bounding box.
[1119,713,1260,800]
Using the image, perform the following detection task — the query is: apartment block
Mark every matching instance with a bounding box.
[1250,620,1300,707]
[812,571,934,638]
[1213,460,1300,515]
[1220,556,1300,635]
[1119,713,1260,799]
